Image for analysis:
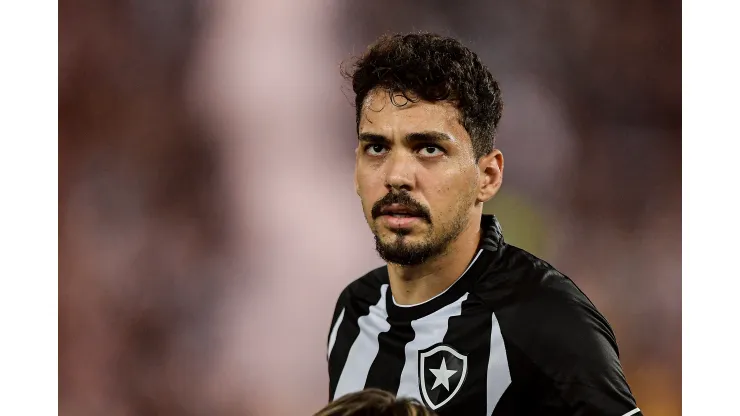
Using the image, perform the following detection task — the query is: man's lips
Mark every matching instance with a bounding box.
[379,203,422,217]
[379,214,422,228]
[377,204,425,228]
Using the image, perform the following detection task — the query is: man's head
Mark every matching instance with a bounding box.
[314,388,437,416]
[344,33,504,266]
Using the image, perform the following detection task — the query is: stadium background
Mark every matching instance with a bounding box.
[59,0,681,414]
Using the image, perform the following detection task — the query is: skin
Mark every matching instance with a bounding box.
[355,88,504,305]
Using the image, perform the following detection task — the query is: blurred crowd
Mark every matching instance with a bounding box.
[59,0,680,415]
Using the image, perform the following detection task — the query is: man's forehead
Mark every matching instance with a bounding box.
[359,89,463,135]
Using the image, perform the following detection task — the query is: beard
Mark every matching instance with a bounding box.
[368,189,474,266]
[373,208,469,266]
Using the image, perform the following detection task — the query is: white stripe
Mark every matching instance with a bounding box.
[486,311,511,415]
[327,308,345,360]
[332,284,391,400]
[621,408,641,416]
[395,293,469,400]
[392,249,483,308]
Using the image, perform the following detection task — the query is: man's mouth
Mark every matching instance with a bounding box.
[379,204,421,218]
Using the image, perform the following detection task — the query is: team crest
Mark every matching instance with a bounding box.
[418,344,468,410]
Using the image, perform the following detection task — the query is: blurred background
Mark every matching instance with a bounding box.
[59,0,680,415]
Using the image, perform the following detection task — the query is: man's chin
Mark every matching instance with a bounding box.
[374,240,435,266]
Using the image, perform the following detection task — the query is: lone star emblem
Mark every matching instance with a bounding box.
[418,344,468,410]
[429,357,458,391]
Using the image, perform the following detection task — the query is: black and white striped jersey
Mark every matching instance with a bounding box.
[326,215,641,416]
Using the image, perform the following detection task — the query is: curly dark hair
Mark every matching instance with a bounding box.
[342,32,503,160]
[314,388,437,416]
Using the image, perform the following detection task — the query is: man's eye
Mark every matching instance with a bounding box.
[365,144,387,156]
[419,145,444,157]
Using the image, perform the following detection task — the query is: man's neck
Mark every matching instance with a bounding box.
[387,215,482,306]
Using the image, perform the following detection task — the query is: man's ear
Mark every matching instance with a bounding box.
[477,149,504,203]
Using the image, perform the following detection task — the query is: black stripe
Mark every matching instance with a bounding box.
[440,296,492,415]
[363,312,415,392]
[327,296,345,349]
[328,282,383,400]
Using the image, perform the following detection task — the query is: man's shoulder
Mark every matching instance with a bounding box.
[476,244,619,356]
[476,247,638,413]
[474,244,597,313]
[335,265,389,305]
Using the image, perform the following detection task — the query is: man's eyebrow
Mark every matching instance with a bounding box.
[358,131,454,145]
[358,133,390,145]
[405,131,454,144]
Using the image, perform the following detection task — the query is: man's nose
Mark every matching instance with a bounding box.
[384,152,415,193]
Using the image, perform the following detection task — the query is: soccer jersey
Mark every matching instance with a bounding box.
[326,215,641,415]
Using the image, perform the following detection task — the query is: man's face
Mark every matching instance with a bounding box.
[355,89,484,266]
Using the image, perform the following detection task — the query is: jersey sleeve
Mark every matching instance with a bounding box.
[503,279,641,415]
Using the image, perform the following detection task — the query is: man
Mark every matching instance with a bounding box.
[326,33,641,416]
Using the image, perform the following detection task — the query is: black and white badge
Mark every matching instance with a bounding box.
[418,344,468,410]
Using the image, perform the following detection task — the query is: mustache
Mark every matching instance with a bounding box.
[371,192,431,222]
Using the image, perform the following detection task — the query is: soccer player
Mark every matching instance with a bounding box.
[326,33,642,416]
